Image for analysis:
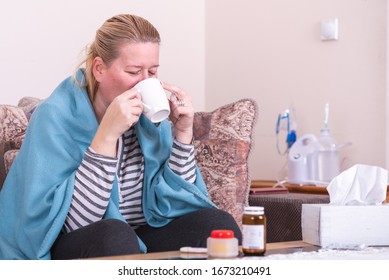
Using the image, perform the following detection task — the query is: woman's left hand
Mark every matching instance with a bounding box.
[162,82,194,144]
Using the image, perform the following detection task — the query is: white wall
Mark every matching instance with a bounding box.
[206,0,387,180]
[0,0,206,109]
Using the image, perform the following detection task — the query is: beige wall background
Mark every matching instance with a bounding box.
[0,0,206,109]
[0,0,387,180]
[206,0,387,180]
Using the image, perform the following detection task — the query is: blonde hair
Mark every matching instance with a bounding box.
[76,14,160,101]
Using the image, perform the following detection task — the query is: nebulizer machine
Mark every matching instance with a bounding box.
[276,103,347,186]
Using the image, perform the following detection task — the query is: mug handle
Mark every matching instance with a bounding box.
[142,102,151,113]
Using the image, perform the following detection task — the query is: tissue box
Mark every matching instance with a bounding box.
[302,204,389,247]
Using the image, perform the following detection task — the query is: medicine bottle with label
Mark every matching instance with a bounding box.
[242,206,266,256]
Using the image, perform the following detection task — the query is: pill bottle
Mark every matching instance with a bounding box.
[207,229,239,258]
[242,206,266,256]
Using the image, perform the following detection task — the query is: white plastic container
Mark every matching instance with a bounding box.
[207,230,239,258]
[316,128,340,182]
[287,134,319,183]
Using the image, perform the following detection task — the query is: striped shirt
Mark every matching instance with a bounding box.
[64,126,196,233]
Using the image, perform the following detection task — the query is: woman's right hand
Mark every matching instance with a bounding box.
[90,88,143,157]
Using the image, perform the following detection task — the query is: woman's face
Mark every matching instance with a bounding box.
[96,42,160,104]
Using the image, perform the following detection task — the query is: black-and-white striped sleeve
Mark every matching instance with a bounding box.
[117,130,146,227]
[169,140,197,183]
[63,148,117,233]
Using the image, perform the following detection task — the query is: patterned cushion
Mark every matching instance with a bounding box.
[0,105,29,188]
[193,98,258,229]
[0,97,41,189]
[17,97,41,121]
[4,149,19,174]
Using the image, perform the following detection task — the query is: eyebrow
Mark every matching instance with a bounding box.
[126,65,160,69]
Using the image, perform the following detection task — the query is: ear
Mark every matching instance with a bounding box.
[92,57,105,82]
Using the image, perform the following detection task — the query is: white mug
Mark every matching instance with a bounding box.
[135,78,170,123]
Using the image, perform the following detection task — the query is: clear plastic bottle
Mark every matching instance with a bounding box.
[316,127,340,182]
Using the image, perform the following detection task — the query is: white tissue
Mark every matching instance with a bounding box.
[327,164,388,205]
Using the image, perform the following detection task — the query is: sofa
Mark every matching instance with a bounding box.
[0,97,258,229]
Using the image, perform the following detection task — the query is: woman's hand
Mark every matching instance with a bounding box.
[162,82,194,144]
[91,88,143,157]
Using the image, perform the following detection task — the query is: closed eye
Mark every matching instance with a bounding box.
[126,71,141,75]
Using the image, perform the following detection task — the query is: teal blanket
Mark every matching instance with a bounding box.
[0,71,215,259]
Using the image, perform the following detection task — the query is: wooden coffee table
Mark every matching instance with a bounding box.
[87,240,317,260]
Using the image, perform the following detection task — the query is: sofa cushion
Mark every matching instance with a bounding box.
[4,149,19,174]
[17,97,41,120]
[193,98,258,229]
[0,105,29,188]
[0,97,41,189]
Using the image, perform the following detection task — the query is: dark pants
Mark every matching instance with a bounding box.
[51,208,241,259]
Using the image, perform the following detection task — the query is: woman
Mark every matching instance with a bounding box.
[0,14,241,259]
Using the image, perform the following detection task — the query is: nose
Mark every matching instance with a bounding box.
[141,70,150,80]
[134,74,149,86]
